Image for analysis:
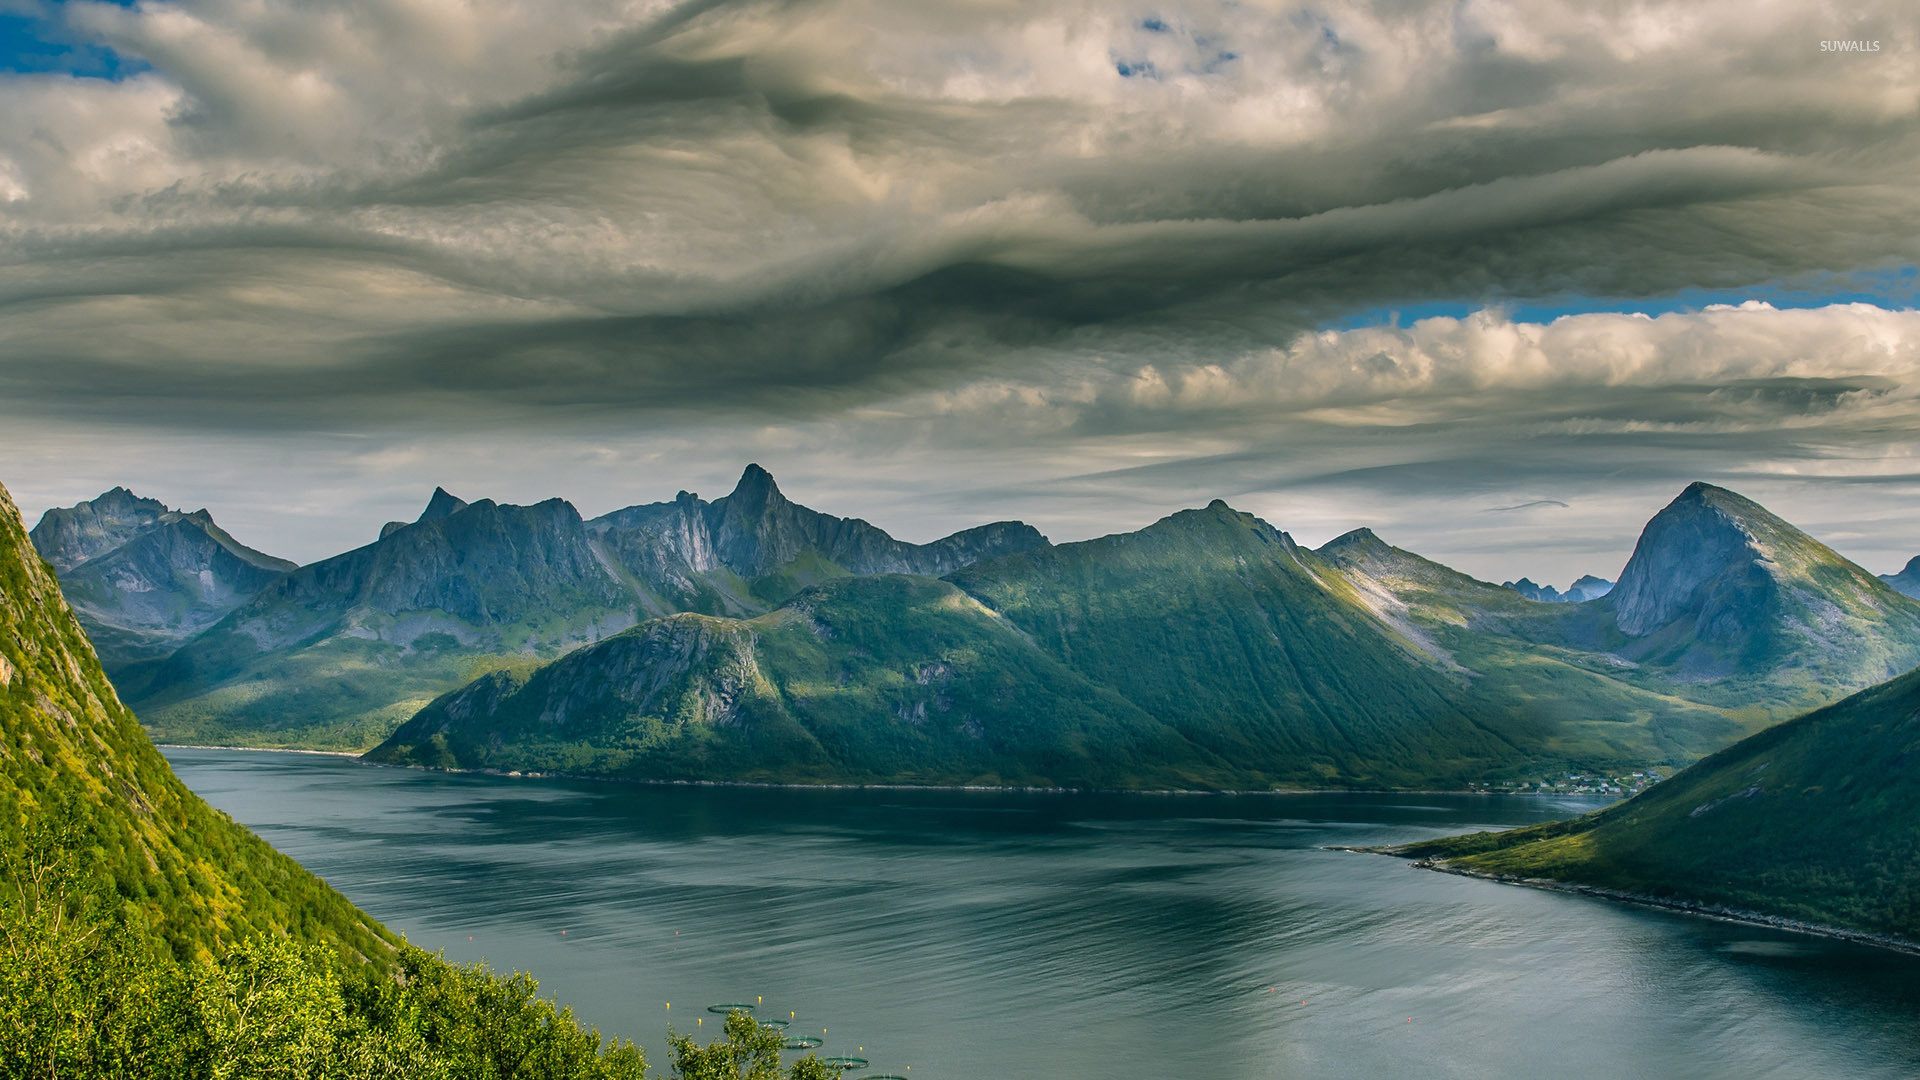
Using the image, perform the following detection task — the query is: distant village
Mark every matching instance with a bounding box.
[1467,770,1667,797]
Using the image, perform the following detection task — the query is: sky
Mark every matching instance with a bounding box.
[0,0,1917,585]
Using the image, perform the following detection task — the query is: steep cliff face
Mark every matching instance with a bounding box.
[1593,482,1920,696]
[0,479,391,963]
[31,492,296,671]
[588,464,1048,609]
[1607,483,1771,638]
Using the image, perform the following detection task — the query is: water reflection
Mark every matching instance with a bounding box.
[168,750,1920,1080]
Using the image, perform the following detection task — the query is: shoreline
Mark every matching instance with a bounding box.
[1336,846,1920,958]
[157,743,363,758]
[161,747,1626,799]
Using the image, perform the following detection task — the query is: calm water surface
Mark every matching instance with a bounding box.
[166,749,1920,1079]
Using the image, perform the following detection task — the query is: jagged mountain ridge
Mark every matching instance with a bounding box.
[587,465,1046,613]
[122,466,1051,749]
[30,490,296,673]
[375,498,1761,789]
[1501,575,1614,603]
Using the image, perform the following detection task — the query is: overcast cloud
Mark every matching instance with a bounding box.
[1,0,1918,583]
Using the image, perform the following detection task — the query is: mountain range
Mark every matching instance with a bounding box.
[373,478,1920,789]
[1502,575,1614,602]
[28,487,296,673]
[34,468,1920,790]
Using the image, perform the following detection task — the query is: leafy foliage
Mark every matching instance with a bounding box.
[0,833,650,1080]
[667,1010,834,1080]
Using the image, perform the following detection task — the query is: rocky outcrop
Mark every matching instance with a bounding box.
[588,464,1048,606]
[1596,482,1920,690]
[29,486,171,571]
[30,490,296,670]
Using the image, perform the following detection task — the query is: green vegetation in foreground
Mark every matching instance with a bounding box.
[1397,665,1920,942]
[1,816,652,1078]
[0,479,832,1077]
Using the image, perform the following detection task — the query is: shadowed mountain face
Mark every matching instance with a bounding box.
[1401,664,1920,943]
[122,467,1049,750]
[30,491,295,673]
[0,479,391,964]
[1879,556,1920,599]
[1588,483,1920,703]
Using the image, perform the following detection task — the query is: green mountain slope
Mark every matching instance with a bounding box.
[0,481,389,964]
[370,574,1224,788]
[0,477,718,1080]
[380,500,1657,790]
[123,467,1048,751]
[1398,664,1920,943]
[948,502,1524,786]
[1315,528,1749,768]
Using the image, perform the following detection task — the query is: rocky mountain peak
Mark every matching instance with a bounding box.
[1606,482,1772,637]
[722,464,785,513]
[30,486,172,571]
[417,486,469,523]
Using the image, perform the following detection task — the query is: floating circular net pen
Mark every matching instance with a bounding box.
[783,1037,824,1050]
[854,1075,907,1079]
[821,1057,870,1071]
[759,1018,791,1030]
[708,1003,756,1014]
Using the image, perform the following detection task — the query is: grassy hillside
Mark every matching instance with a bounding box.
[1316,528,1752,772]
[371,574,1230,788]
[0,478,830,1077]
[0,486,392,965]
[952,502,1579,787]
[1398,666,1920,941]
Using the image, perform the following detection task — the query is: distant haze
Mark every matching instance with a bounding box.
[1,1,1917,584]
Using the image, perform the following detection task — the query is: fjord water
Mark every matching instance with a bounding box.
[166,750,1920,1079]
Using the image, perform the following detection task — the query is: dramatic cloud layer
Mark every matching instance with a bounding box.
[1,0,1918,579]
